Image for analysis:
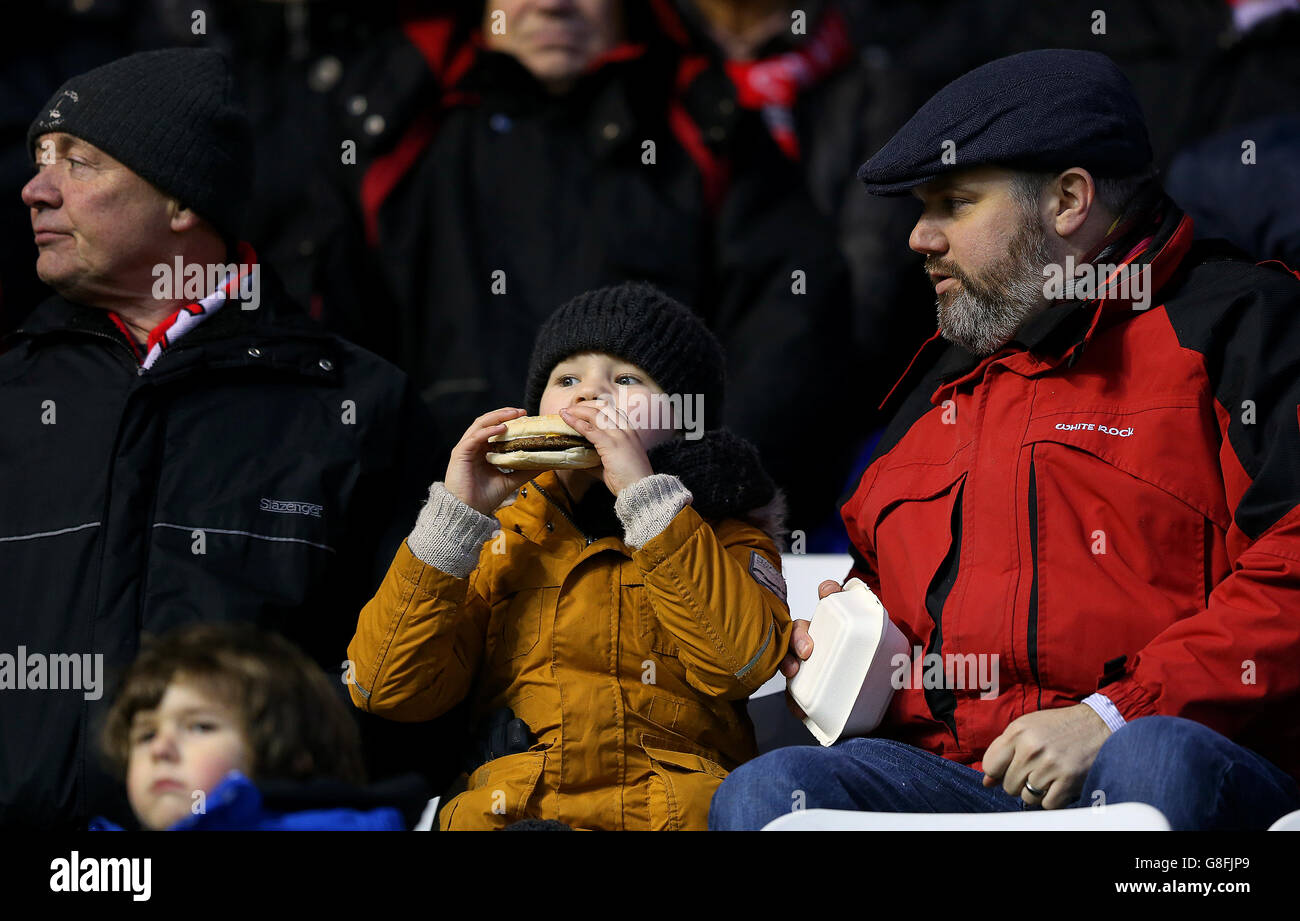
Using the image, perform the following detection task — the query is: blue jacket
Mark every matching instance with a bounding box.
[89,772,407,830]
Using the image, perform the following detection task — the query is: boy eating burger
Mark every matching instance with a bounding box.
[347,281,791,829]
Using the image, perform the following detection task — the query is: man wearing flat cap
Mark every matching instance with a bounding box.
[712,49,1300,830]
[0,48,448,829]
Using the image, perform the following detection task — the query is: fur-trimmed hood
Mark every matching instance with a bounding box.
[647,428,785,545]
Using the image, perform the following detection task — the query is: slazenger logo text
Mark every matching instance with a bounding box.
[1054,422,1135,437]
[259,498,323,517]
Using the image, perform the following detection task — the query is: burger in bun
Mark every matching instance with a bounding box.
[486,414,600,470]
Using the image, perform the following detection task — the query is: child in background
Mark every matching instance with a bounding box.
[93,622,425,830]
[348,281,791,829]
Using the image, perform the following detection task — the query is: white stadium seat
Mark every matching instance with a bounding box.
[1268,809,1300,830]
[763,803,1171,831]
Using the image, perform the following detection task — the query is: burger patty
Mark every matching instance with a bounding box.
[493,435,592,452]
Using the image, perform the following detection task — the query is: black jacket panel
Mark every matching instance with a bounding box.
[0,273,442,829]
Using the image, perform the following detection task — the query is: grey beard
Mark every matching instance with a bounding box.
[935,221,1053,356]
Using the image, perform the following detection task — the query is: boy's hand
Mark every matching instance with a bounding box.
[781,580,839,720]
[560,402,654,496]
[445,407,535,515]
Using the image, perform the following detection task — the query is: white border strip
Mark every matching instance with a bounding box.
[153,523,336,553]
[0,521,101,543]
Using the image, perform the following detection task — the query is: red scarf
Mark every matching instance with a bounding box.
[723,7,853,159]
[109,241,258,370]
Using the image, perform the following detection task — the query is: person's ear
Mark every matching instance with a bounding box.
[167,198,200,233]
[1051,168,1096,239]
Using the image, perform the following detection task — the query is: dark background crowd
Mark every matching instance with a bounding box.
[3,0,1298,549]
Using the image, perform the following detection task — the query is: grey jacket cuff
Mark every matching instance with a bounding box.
[614,474,693,549]
[404,482,498,579]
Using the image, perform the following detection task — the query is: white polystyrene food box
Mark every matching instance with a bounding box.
[788,578,911,746]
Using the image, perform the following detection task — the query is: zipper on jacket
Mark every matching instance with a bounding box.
[921,481,964,742]
[135,334,200,376]
[1203,515,1214,607]
[29,327,142,373]
[16,323,174,377]
[18,324,171,377]
[530,480,596,545]
[1027,456,1041,710]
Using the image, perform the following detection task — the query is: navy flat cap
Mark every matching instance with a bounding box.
[858,49,1152,195]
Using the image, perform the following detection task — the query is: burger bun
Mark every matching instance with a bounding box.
[486,414,599,470]
[484,446,600,470]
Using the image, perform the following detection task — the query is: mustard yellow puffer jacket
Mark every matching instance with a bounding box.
[347,471,791,830]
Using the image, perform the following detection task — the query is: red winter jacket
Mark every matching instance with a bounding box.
[841,203,1300,782]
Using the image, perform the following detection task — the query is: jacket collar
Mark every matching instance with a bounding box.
[505,471,628,558]
[6,267,344,385]
[88,772,265,830]
[880,199,1195,410]
[90,771,423,831]
[462,43,661,163]
[12,260,306,337]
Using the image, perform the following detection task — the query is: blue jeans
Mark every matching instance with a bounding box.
[709,716,1300,831]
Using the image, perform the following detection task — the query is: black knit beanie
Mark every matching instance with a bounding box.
[27,48,253,240]
[646,429,777,525]
[524,282,726,423]
[526,282,778,525]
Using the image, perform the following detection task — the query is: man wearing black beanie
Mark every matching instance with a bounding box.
[24,48,256,344]
[0,48,455,829]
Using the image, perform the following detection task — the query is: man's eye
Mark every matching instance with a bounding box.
[557,375,577,386]
[615,375,640,386]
